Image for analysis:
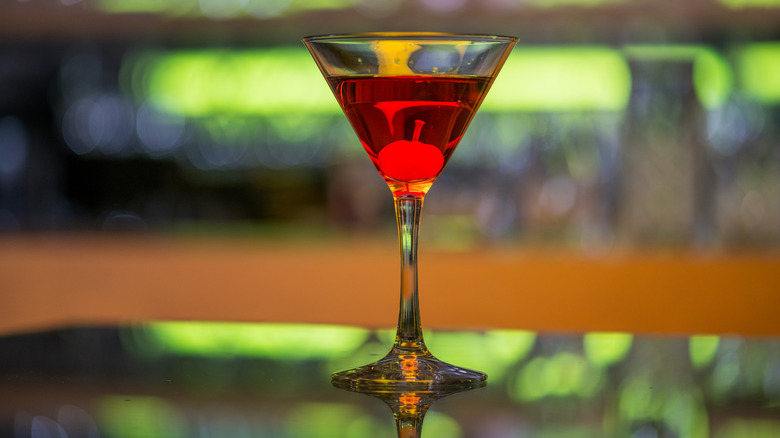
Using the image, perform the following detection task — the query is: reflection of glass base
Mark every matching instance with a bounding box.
[332,346,487,390]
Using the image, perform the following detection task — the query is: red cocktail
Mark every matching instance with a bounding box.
[331,75,491,195]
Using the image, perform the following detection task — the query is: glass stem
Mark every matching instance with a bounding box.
[395,417,424,438]
[392,399,431,438]
[393,194,426,352]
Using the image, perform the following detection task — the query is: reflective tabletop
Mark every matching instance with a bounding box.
[1,322,778,438]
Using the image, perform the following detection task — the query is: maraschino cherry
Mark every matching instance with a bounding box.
[378,119,444,182]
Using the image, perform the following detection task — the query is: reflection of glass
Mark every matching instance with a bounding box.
[304,33,516,389]
[333,380,483,437]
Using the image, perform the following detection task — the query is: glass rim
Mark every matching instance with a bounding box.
[302,32,518,44]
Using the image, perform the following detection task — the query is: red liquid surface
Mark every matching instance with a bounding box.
[330,75,491,195]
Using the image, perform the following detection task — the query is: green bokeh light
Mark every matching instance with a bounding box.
[426,329,536,383]
[511,352,605,402]
[694,49,734,108]
[689,335,720,369]
[484,47,632,112]
[97,396,189,438]
[95,0,194,15]
[95,0,352,16]
[138,321,370,359]
[423,411,463,438]
[738,42,780,104]
[583,332,633,367]
[619,378,709,438]
[285,403,384,438]
[143,49,339,117]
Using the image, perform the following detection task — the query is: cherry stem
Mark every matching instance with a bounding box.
[412,120,425,142]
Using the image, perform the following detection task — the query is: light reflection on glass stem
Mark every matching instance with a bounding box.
[333,380,483,438]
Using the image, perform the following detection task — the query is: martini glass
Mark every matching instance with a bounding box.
[304,32,516,389]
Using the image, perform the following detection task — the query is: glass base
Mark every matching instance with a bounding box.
[332,346,487,390]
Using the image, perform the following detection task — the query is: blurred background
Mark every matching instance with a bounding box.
[1,3,780,437]
[0,0,778,252]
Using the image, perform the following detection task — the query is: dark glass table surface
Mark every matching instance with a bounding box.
[1,322,778,438]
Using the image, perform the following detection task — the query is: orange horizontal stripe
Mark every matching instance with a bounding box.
[0,234,778,337]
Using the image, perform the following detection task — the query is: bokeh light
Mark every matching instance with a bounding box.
[738,42,780,104]
[484,47,632,112]
[133,321,370,359]
[0,117,28,181]
[583,332,633,367]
